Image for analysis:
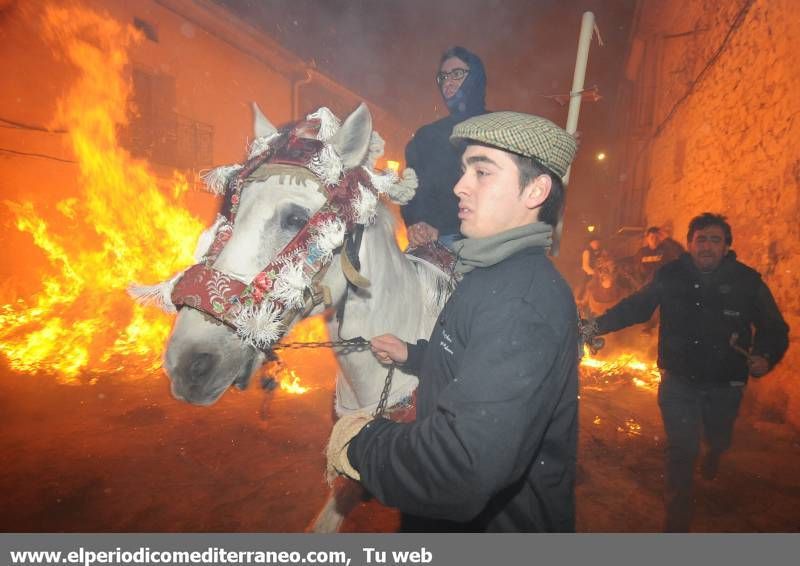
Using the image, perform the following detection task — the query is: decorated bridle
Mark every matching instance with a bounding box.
[130,106,416,351]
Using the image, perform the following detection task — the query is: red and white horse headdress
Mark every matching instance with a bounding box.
[130,104,416,350]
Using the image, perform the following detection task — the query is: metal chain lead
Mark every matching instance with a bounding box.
[374,365,395,418]
[272,336,371,354]
[272,336,395,418]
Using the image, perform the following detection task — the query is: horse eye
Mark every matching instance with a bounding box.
[280,206,309,231]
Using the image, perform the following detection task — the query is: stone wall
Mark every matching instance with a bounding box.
[623,0,800,427]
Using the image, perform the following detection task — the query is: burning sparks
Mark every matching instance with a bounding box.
[580,348,661,392]
[581,348,659,439]
[617,418,643,437]
[0,6,203,381]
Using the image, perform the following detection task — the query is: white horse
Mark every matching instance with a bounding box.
[132,104,450,531]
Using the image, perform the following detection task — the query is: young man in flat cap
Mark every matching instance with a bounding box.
[327,112,580,532]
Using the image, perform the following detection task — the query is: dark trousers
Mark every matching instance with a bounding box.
[657,373,744,531]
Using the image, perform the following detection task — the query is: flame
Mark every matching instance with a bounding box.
[279,369,310,395]
[282,315,329,344]
[260,316,330,396]
[580,347,661,392]
[0,5,203,382]
[581,348,657,439]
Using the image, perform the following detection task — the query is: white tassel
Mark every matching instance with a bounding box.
[363,166,397,195]
[127,272,183,314]
[201,165,243,195]
[314,218,346,260]
[271,261,311,309]
[365,130,385,168]
[384,167,418,205]
[234,301,284,349]
[353,183,378,225]
[193,215,226,262]
[306,107,341,141]
[247,132,280,160]
[308,144,343,186]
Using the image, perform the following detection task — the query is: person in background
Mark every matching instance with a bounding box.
[402,46,487,250]
[634,226,667,287]
[327,112,580,532]
[658,224,685,264]
[576,236,603,311]
[588,212,789,531]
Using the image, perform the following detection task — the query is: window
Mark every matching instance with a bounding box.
[121,68,214,170]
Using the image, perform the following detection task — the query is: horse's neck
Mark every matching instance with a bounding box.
[331,208,441,414]
[343,210,434,338]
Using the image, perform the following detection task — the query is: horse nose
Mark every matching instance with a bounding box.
[187,352,218,382]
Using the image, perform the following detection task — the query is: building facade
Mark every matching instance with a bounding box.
[613,0,799,426]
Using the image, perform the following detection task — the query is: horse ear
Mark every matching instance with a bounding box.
[330,103,372,169]
[252,102,277,139]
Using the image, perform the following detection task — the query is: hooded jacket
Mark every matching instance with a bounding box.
[348,246,579,532]
[401,47,487,236]
[597,252,789,384]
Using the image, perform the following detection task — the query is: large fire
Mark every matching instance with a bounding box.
[1,5,202,382]
[0,4,318,392]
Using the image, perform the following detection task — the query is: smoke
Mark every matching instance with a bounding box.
[220,0,635,126]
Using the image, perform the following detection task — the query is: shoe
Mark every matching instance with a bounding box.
[701,451,721,480]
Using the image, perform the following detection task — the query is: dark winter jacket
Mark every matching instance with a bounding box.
[401,116,465,236]
[348,246,580,532]
[633,244,667,286]
[597,253,789,384]
[401,48,487,236]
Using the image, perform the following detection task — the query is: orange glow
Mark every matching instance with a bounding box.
[385,160,400,173]
[0,6,203,382]
[395,221,409,251]
[269,316,330,395]
[617,418,642,436]
[580,347,660,392]
[279,368,310,395]
[282,315,329,344]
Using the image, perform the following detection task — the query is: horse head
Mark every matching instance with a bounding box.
[130,104,417,405]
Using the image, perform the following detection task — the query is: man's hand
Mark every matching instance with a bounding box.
[579,318,605,355]
[407,221,439,247]
[370,334,408,365]
[748,355,770,377]
[325,413,372,484]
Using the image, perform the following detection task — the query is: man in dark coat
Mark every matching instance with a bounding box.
[592,212,789,531]
[326,112,580,532]
[401,46,487,249]
[633,226,667,287]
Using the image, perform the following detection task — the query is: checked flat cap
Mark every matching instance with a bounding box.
[451,111,577,178]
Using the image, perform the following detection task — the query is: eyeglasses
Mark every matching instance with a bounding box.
[436,68,469,85]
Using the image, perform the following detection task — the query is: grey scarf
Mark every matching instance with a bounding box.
[452,222,552,274]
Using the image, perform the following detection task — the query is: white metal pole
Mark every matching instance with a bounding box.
[552,11,594,256]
